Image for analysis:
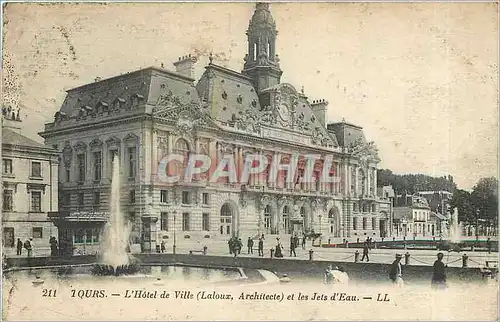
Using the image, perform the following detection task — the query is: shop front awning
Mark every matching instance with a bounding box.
[48,211,109,222]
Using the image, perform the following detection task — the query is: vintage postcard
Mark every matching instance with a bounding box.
[1,1,498,321]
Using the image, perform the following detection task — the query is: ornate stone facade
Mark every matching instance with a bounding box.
[40,3,393,254]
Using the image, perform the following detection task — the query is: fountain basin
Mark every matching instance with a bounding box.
[90,263,140,276]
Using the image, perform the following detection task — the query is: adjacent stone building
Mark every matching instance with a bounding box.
[40,3,392,254]
[393,194,438,238]
[2,107,59,256]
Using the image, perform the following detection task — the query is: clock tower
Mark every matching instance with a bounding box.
[242,3,283,94]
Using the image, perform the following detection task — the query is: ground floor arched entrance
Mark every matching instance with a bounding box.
[220,203,236,236]
[328,207,341,237]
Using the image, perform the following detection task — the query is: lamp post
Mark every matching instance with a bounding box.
[475,208,480,241]
[293,204,299,234]
[173,195,180,255]
[173,210,177,254]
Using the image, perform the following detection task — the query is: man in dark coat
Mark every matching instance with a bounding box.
[24,239,32,257]
[237,238,242,255]
[49,236,58,256]
[228,238,234,255]
[361,241,369,262]
[301,235,306,249]
[16,238,23,256]
[431,252,447,289]
[289,235,296,257]
[389,253,404,286]
[258,237,264,256]
[247,237,254,254]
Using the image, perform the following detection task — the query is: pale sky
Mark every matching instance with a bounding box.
[2,2,498,190]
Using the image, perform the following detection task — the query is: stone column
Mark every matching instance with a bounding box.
[373,167,378,196]
[343,162,348,196]
[101,145,108,183]
[354,166,359,197]
[238,146,243,184]
[367,167,371,196]
[336,162,341,195]
[151,130,158,182]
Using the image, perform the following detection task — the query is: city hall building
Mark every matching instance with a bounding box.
[40,3,393,254]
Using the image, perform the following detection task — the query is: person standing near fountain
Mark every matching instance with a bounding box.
[361,241,370,262]
[431,252,447,289]
[16,238,22,256]
[389,254,404,287]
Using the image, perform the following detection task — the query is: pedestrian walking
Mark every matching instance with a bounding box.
[361,241,370,262]
[160,241,166,253]
[389,253,404,287]
[16,238,22,256]
[431,252,447,289]
[49,236,58,256]
[487,237,491,254]
[275,237,283,258]
[24,239,33,258]
[324,265,334,284]
[258,237,264,256]
[247,237,254,254]
[237,238,242,255]
[301,235,306,250]
[228,238,234,255]
[289,235,296,257]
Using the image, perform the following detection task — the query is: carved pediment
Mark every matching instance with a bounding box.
[106,136,121,147]
[232,108,261,134]
[259,194,272,211]
[124,133,140,143]
[89,138,103,149]
[73,141,87,151]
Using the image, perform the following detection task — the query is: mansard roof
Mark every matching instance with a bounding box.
[57,66,200,117]
[196,63,262,124]
[327,120,366,148]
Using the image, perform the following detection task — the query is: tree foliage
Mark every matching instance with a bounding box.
[377,169,457,194]
[450,189,474,223]
[470,177,498,226]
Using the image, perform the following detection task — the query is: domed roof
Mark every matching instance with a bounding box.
[250,3,276,28]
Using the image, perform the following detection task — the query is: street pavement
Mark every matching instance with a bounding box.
[159,239,498,268]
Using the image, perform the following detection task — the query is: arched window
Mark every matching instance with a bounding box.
[174,138,189,153]
[264,205,271,233]
[282,205,290,233]
[174,138,189,179]
[220,204,232,235]
[328,208,338,235]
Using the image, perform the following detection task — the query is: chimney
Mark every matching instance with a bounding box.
[310,99,328,126]
[173,54,198,79]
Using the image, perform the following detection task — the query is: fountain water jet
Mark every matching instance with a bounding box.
[448,208,463,243]
[92,155,138,276]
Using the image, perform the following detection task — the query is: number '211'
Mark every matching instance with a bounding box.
[42,289,57,297]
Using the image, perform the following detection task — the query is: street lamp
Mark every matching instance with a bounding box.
[172,195,180,255]
[173,210,177,255]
